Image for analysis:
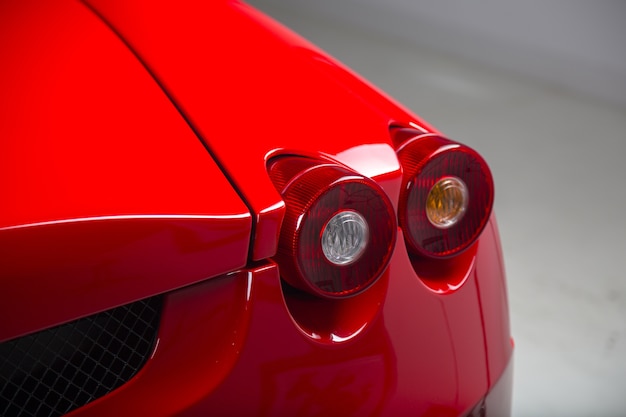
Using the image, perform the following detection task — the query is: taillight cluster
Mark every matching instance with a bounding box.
[396,131,494,259]
[268,157,396,298]
[268,131,494,299]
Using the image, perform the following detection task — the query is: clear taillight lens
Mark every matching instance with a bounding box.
[269,157,396,298]
[397,132,494,258]
[321,210,369,265]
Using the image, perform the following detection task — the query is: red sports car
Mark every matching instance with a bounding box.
[0,1,513,416]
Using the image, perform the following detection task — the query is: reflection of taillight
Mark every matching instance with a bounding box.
[268,157,396,298]
[397,131,494,258]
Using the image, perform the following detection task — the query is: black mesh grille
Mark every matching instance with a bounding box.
[0,296,162,417]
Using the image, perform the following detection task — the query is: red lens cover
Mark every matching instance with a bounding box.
[398,134,494,258]
[269,158,396,298]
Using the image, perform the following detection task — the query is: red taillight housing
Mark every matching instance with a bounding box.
[397,132,494,258]
[269,156,396,298]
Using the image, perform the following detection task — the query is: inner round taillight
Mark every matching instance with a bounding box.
[397,134,494,258]
[269,157,396,298]
[426,176,468,229]
[321,210,369,265]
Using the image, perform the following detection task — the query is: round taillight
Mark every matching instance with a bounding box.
[425,176,469,229]
[397,134,494,258]
[269,157,396,298]
[321,210,369,265]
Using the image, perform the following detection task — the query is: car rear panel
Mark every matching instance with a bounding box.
[65,230,509,416]
[1,1,513,415]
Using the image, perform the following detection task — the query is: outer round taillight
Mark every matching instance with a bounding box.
[269,157,396,298]
[397,134,494,258]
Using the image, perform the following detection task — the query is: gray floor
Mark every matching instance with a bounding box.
[247,2,626,416]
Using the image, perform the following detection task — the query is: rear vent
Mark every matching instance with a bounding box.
[0,296,162,417]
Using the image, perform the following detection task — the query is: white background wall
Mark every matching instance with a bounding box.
[254,0,626,106]
[247,1,626,416]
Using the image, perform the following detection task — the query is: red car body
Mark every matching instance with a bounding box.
[0,1,513,416]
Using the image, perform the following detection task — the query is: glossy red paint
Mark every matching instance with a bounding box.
[67,221,509,416]
[0,0,251,341]
[1,0,513,415]
[83,0,435,262]
[67,269,257,417]
[476,216,514,387]
[0,217,250,343]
